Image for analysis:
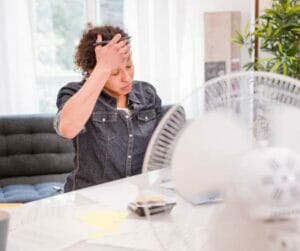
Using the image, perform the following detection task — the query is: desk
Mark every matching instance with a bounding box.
[5,169,221,251]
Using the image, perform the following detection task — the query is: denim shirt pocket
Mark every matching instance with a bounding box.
[137,109,156,122]
[137,109,157,136]
[92,111,118,141]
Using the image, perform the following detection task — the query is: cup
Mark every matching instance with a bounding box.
[0,210,9,251]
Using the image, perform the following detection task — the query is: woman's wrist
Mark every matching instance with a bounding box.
[94,62,112,75]
[87,63,112,89]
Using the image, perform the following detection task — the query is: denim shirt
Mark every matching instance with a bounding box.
[55,80,162,192]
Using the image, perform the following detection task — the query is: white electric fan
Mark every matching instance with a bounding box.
[139,71,300,251]
[142,104,186,173]
[169,71,300,251]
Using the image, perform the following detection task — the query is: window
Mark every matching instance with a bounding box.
[99,0,124,27]
[32,0,124,113]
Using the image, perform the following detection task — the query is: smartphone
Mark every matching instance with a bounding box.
[128,201,176,217]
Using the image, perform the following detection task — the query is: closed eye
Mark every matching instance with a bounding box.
[111,70,120,76]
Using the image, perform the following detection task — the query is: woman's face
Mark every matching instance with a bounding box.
[103,57,134,98]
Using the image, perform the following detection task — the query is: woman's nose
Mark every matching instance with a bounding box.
[121,70,132,82]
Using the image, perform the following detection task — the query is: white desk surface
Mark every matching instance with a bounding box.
[4,169,222,251]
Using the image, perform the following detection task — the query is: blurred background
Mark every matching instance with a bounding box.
[0,0,264,115]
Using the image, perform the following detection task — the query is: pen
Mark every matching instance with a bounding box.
[93,36,131,47]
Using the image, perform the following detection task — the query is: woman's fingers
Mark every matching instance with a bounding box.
[96,34,102,43]
[115,40,127,49]
[109,34,122,44]
[122,50,131,60]
[111,38,130,59]
[94,33,131,69]
[119,44,130,55]
[97,33,129,50]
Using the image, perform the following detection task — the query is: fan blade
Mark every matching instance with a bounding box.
[270,104,300,154]
[171,110,251,204]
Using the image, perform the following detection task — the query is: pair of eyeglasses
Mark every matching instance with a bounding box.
[93,36,131,47]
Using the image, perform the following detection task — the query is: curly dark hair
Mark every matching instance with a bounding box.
[75,25,129,75]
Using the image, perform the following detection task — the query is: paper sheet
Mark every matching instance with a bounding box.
[80,210,129,238]
[7,206,129,250]
[7,203,75,230]
[77,182,139,209]
[88,219,168,250]
[87,218,208,251]
[7,217,93,251]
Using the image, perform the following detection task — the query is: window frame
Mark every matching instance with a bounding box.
[32,0,105,112]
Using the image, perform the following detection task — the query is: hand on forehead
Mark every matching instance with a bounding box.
[94,34,130,47]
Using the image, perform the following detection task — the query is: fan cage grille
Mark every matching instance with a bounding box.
[204,72,300,143]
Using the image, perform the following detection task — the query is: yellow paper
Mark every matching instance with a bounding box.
[80,210,128,239]
[0,203,23,208]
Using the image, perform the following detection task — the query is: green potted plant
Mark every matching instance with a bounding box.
[233,0,300,79]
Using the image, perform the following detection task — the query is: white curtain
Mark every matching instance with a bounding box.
[0,0,38,115]
[124,0,254,118]
[124,0,203,106]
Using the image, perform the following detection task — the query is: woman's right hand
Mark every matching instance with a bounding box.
[94,34,130,73]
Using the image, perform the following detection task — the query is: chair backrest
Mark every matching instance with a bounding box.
[0,114,75,186]
[142,104,186,173]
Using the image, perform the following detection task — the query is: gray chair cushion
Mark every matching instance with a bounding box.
[0,182,64,203]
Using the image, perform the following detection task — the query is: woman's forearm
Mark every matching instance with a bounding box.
[58,65,111,139]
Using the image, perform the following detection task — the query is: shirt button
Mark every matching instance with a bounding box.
[129,134,133,138]
[128,155,131,159]
[102,118,106,122]
[125,115,129,119]
[145,116,148,120]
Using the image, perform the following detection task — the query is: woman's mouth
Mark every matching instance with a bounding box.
[121,84,132,91]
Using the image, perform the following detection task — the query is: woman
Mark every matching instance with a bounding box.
[55,25,162,192]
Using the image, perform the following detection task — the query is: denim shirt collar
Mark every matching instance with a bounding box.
[128,88,141,104]
[101,91,117,106]
[99,82,142,108]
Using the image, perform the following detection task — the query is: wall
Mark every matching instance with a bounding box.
[197,0,255,81]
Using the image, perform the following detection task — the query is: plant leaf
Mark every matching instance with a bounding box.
[283,62,288,75]
[270,61,282,72]
[287,5,300,14]
[232,31,244,45]
[243,62,255,71]
[267,24,273,36]
[278,43,283,54]
[264,8,279,17]
[287,44,298,56]
[291,28,300,33]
